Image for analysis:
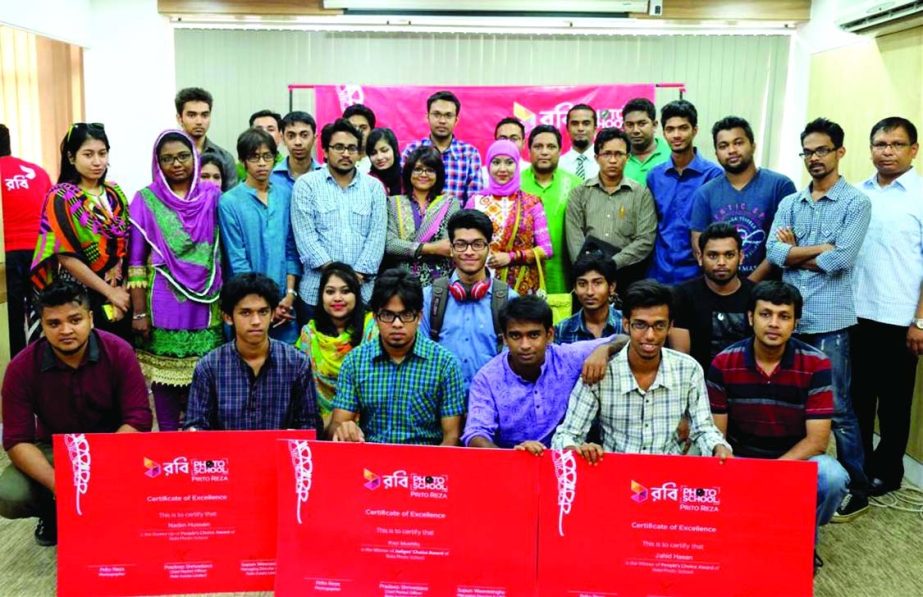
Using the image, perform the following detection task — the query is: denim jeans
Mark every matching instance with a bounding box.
[813,454,849,544]
[798,329,869,494]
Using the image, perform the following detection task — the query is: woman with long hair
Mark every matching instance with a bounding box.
[382,146,459,286]
[367,127,402,196]
[296,262,372,425]
[31,122,131,338]
[128,130,223,431]
[468,139,553,295]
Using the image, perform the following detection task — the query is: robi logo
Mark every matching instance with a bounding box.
[144,457,162,478]
[631,480,649,504]
[363,469,381,491]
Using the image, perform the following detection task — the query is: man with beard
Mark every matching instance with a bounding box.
[401,90,482,206]
[691,116,796,282]
[766,117,872,520]
[328,269,466,445]
[521,124,581,294]
[670,222,754,371]
[560,104,599,181]
[849,117,923,507]
[622,97,670,184]
[552,280,732,462]
[647,100,723,285]
[565,128,657,293]
[219,128,302,343]
[421,209,517,388]
[271,111,323,197]
[291,118,387,321]
[174,87,237,188]
[0,280,152,546]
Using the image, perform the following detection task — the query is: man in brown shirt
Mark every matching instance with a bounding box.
[565,127,657,293]
[0,280,152,547]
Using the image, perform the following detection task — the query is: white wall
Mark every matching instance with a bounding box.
[83,0,177,195]
[0,0,91,46]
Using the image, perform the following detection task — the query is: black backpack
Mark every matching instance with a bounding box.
[428,277,509,351]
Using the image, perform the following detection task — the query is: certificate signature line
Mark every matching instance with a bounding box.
[361,543,452,550]
[630,558,721,566]
[304,577,354,582]
[566,591,619,596]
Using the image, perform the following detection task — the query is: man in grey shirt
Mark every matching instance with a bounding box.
[174,87,238,190]
[565,127,657,294]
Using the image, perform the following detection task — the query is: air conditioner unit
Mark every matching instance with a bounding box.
[323,0,650,14]
[837,0,923,34]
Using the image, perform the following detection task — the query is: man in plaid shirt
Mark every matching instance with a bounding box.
[552,280,732,463]
[401,90,483,206]
[328,269,466,445]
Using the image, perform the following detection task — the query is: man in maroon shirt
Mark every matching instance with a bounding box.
[0,280,152,546]
[0,124,52,356]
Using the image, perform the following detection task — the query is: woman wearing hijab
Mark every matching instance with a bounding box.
[127,130,223,431]
[467,139,552,295]
[383,146,459,286]
[31,122,132,339]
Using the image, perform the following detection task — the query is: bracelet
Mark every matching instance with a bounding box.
[132,312,148,320]
[507,251,516,264]
[286,288,298,297]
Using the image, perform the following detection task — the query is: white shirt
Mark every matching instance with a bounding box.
[559,147,599,181]
[854,168,923,325]
[356,155,371,174]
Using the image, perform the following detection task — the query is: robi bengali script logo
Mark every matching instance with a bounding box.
[630,480,649,504]
[363,468,381,491]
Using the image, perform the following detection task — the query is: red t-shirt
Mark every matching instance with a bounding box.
[0,155,52,251]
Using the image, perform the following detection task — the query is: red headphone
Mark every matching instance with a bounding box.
[449,279,491,302]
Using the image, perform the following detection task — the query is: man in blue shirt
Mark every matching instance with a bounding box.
[270,111,323,196]
[421,209,516,388]
[555,254,623,344]
[647,100,723,284]
[219,128,301,343]
[185,273,320,433]
[766,117,872,519]
[690,116,796,282]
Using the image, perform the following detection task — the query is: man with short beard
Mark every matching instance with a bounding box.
[401,90,482,206]
[521,124,581,294]
[0,280,152,547]
[559,103,599,181]
[622,97,670,184]
[670,222,754,371]
[690,116,796,282]
[291,119,387,321]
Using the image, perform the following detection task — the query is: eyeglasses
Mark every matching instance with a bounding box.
[412,166,437,176]
[799,147,836,159]
[451,239,489,252]
[67,122,105,142]
[245,152,275,164]
[429,111,457,122]
[329,144,360,154]
[158,151,193,166]
[377,309,418,323]
[871,141,911,152]
[629,320,669,332]
[598,150,628,161]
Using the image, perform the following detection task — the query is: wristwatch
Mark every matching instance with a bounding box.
[286,288,298,297]
[914,318,923,330]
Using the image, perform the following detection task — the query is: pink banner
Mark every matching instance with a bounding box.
[313,83,655,160]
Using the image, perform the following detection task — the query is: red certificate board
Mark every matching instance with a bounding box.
[538,452,817,597]
[54,430,314,597]
[275,441,539,596]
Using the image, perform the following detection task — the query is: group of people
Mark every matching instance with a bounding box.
[0,86,920,577]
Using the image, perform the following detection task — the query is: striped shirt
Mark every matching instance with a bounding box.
[707,338,834,458]
[332,334,466,445]
[185,340,320,432]
[766,176,871,334]
[401,137,482,206]
[551,347,730,455]
[554,306,624,345]
[854,169,923,326]
[291,167,387,305]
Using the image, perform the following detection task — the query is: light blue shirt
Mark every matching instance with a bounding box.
[766,176,871,334]
[291,167,387,306]
[218,181,302,342]
[270,156,322,197]
[854,169,923,326]
[420,272,518,388]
